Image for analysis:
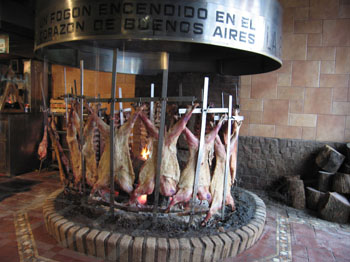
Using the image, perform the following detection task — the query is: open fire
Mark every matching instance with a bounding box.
[140,145,151,160]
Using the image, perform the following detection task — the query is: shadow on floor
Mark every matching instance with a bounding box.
[0,178,41,202]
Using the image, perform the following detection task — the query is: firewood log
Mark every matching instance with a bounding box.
[287,177,305,209]
[332,173,350,194]
[318,192,350,223]
[305,187,325,211]
[340,163,350,174]
[315,145,345,173]
[317,171,334,192]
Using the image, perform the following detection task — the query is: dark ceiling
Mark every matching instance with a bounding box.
[0,0,35,59]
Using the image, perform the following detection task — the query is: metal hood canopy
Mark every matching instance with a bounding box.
[34,0,283,75]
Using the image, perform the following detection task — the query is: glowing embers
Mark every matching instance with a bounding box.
[137,194,148,205]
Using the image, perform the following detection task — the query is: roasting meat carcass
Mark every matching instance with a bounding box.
[129,112,159,204]
[224,109,243,185]
[197,115,225,202]
[166,114,225,210]
[38,125,48,160]
[160,104,198,196]
[91,106,143,196]
[66,103,82,186]
[114,106,143,193]
[202,135,235,225]
[166,127,198,211]
[47,117,70,187]
[130,104,197,204]
[82,107,99,187]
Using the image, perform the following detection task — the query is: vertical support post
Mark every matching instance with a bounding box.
[118,87,124,125]
[42,58,48,110]
[64,67,68,124]
[235,84,239,108]
[153,53,169,215]
[189,77,209,225]
[179,83,183,97]
[222,95,232,219]
[221,92,224,108]
[150,83,155,123]
[109,49,118,218]
[80,60,86,196]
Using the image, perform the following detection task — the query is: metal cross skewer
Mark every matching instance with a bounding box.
[189,77,209,225]
[150,83,154,123]
[118,87,124,125]
[80,60,86,197]
[64,67,68,124]
[153,52,169,216]
[222,95,233,219]
[109,49,118,218]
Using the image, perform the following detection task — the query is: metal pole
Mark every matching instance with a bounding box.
[109,49,118,218]
[80,60,86,196]
[64,67,68,124]
[179,83,183,97]
[189,77,209,225]
[42,58,48,110]
[150,83,154,123]
[118,87,124,125]
[222,95,233,219]
[221,92,224,108]
[153,53,169,215]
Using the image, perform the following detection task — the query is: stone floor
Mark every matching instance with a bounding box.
[0,171,349,262]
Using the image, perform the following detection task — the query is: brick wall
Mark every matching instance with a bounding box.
[239,0,350,143]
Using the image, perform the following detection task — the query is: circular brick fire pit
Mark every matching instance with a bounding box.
[43,188,266,261]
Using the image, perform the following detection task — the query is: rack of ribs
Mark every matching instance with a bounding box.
[197,115,225,202]
[166,126,198,211]
[91,106,143,197]
[224,109,243,185]
[82,106,98,187]
[166,114,225,211]
[202,135,235,225]
[129,104,197,205]
[66,102,82,187]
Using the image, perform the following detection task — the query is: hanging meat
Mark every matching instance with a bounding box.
[160,104,198,196]
[114,105,144,194]
[166,126,198,211]
[82,106,98,187]
[166,114,225,211]
[197,114,225,202]
[224,109,243,185]
[91,106,143,197]
[47,116,71,187]
[129,111,159,205]
[129,104,198,204]
[66,102,82,187]
[37,125,48,160]
[202,135,235,225]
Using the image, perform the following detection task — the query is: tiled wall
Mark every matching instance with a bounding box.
[240,0,350,142]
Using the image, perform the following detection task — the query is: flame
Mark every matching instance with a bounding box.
[140,146,150,160]
[137,194,147,205]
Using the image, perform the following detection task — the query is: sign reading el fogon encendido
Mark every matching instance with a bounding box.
[35,0,282,63]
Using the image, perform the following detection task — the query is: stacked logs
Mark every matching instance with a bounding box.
[304,144,350,224]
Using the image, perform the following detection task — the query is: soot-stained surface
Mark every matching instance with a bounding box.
[55,187,255,238]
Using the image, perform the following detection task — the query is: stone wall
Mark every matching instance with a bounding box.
[236,136,347,190]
